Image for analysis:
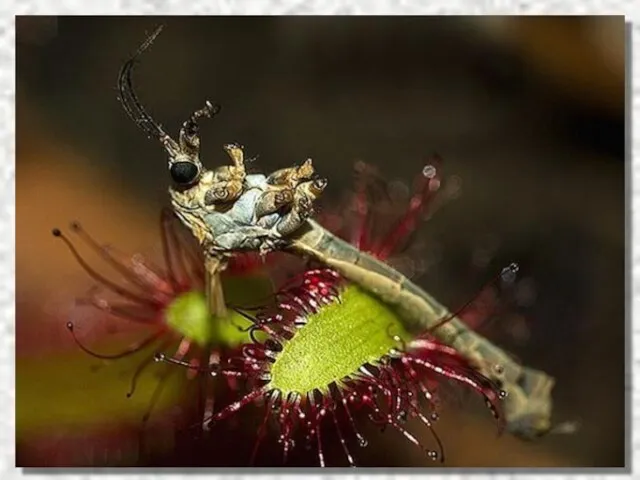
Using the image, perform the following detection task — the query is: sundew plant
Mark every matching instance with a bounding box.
[49,25,560,467]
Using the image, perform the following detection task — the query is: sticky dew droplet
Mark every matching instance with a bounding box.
[422,164,437,179]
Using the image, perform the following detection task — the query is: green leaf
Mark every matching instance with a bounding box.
[16,339,189,438]
[269,285,412,395]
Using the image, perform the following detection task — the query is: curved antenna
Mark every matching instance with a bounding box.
[117,25,179,155]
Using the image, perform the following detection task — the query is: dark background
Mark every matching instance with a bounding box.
[16,16,625,467]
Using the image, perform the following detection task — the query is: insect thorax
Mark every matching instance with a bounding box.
[170,173,286,257]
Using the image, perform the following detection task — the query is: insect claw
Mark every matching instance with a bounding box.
[266,159,316,188]
[223,143,245,167]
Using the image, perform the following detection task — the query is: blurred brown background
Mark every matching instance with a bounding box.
[16,16,625,468]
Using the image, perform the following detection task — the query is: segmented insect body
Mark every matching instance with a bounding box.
[168,143,326,260]
[291,220,554,438]
[118,26,555,439]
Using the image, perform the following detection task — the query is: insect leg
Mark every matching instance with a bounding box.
[204,255,228,319]
[254,187,295,219]
[203,143,247,205]
[274,178,327,238]
[266,158,315,187]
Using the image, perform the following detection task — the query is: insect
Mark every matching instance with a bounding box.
[117,25,555,440]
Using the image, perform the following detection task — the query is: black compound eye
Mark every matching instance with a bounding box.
[312,178,328,192]
[170,161,200,185]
